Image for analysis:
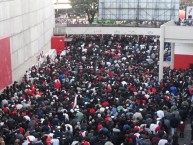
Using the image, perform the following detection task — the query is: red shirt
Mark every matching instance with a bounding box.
[31,84,36,94]
[148,88,157,94]
[155,125,161,132]
[89,108,95,114]
[97,124,103,132]
[97,75,102,81]
[67,55,72,59]
[105,117,109,123]
[108,71,113,77]
[26,89,33,95]
[11,110,17,115]
[64,71,70,77]
[3,107,9,113]
[115,54,120,59]
[102,101,109,106]
[146,70,150,75]
[142,99,147,104]
[19,127,25,135]
[179,124,185,132]
[54,81,61,89]
[21,112,26,116]
[106,86,112,92]
[46,137,52,145]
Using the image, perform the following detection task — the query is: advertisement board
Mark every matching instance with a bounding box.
[186,6,193,19]
[99,0,180,22]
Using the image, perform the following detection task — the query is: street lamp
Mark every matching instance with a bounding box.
[57,0,59,18]
[101,2,104,25]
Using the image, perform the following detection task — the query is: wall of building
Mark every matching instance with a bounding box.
[0,0,54,82]
[65,26,161,35]
[0,36,12,90]
[164,25,193,43]
[159,21,193,75]
[174,43,193,69]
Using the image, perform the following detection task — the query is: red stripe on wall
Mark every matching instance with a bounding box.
[0,36,12,90]
[174,54,193,69]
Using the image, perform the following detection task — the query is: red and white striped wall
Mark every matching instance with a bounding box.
[174,43,193,69]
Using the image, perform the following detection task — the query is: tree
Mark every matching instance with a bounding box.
[70,0,98,24]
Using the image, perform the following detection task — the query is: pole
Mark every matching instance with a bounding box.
[57,0,59,18]
[159,25,165,82]
[101,2,104,25]
[170,43,175,69]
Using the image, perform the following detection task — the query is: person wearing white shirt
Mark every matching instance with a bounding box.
[1,99,8,108]
[157,110,164,119]
[71,141,80,145]
[158,138,168,145]
[82,56,86,62]
[106,62,111,67]
[133,111,143,121]
[121,81,127,86]
[51,138,60,145]
[65,124,73,133]
[150,123,159,134]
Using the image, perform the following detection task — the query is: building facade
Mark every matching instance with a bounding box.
[0,0,55,82]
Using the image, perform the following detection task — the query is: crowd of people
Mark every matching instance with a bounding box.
[178,19,193,26]
[1,34,193,145]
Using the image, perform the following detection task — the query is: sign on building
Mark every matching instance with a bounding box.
[186,6,193,20]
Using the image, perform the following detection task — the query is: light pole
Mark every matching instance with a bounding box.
[101,2,104,25]
[57,0,59,18]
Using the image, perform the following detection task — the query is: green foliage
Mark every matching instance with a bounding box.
[70,0,98,24]
[102,19,115,24]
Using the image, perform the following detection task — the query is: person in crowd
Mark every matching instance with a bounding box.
[179,121,185,138]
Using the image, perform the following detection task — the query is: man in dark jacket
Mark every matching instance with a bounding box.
[170,114,180,136]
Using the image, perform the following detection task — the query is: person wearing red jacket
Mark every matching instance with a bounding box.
[54,79,61,90]
[179,121,185,138]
